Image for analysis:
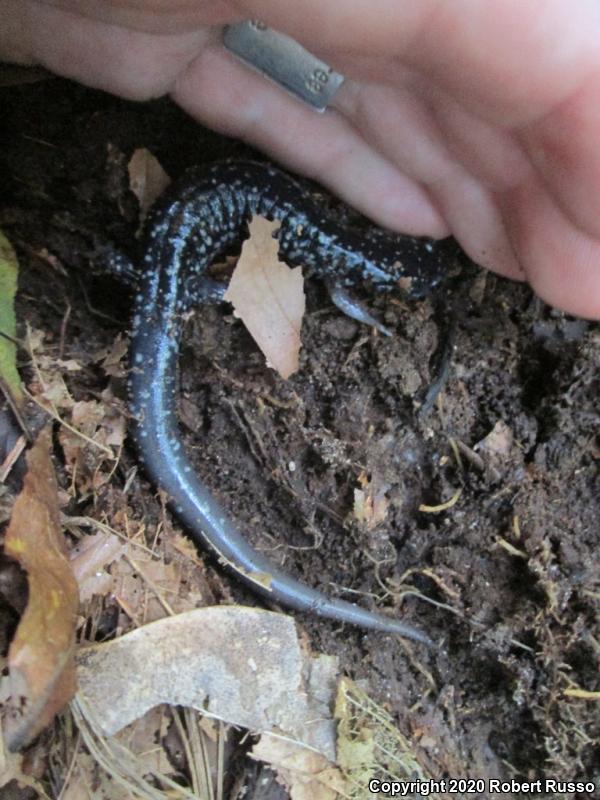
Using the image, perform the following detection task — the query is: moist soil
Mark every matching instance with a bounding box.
[1,76,599,797]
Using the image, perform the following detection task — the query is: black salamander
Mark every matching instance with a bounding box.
[127,160,450,647]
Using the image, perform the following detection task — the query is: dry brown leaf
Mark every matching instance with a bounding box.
[71,398,126,449]
[37,376,73,410]
[70,399,106,435]
[76,607,338,760]
[3,425,79,751]
[58,399,124,496]
[225,216,305,379]
[251,738,345,800]
[128,148,171,223]
[70,531,125,602]
[475,420,514,459]
[109,541,211,626]
[117,705,172,777]
[59,751,131,800]
[55,358,82,372]
[94,334,129,378]
[0,742,50,798]
[34,363,74,411]
[353,474,390,529]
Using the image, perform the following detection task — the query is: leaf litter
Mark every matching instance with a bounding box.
[3,426,79,752]
[0,238,80,756]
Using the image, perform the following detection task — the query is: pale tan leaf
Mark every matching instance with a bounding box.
[128,148,171,222]
[225,216,305,379]
[76,607,338,760]
[110,543,211,625]
[70,531,126,602]
[475,420,514,459]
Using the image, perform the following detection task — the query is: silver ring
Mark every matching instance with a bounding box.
[223,21,345,112]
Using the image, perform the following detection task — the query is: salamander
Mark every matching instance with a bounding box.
[127,160,450,647]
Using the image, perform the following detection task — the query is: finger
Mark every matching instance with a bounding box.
[1,0,213,98]
[331,18,600,258]
[173,46,449,237]
[235,0,600,124]
[520,72,600,241]
[432,167,523,282]
[502,175,600,319]
[333,79,458,186]
[427,88,532,192]
[29,0,238,34]
[332,79,522,280]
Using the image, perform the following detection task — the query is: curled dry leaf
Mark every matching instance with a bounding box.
[128,148,170,224]
[76,606,338,761]
[3,425,79,751]
[225,216,305,379]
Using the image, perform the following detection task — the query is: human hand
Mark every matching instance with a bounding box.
[3,0,600,318]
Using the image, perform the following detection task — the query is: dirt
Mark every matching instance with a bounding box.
[1,75,599,797]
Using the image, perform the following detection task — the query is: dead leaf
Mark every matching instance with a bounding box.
[0,740,50,798]
[109,540,212,626]
[69,531,125,602]
[251,737,345,800]
[3,425,79,751]
[67,699,224,799]
[76,606,338,760]
[225,216,305,379]
[128,149,170,223]
[55,358,82,372]
[58,399,124,496]
[118,705,172,777]
[475,420,514,459]
[94,334,129,378]
[27,326,74,411]
[353,474,390,529]
[57,749,132,800]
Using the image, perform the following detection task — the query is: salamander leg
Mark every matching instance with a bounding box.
[325,280,392,337]
[183,275,227,309]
